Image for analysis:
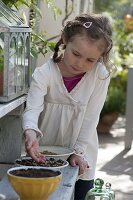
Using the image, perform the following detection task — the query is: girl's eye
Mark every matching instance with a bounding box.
[73,52,80,56]
[87,60,93,63]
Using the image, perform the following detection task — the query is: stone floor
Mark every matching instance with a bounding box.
[96,115,133,200]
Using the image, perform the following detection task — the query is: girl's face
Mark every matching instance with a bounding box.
[59,35,105,77]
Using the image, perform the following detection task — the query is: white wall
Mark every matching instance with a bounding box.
[37,0,79,67]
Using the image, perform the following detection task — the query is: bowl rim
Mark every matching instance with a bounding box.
[7,166,62,180]
[15,156,69,169]
[39,145,75,157]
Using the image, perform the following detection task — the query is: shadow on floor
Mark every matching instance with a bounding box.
[99,149,133,177]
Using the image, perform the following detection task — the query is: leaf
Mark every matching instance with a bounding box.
[44,0,62,20]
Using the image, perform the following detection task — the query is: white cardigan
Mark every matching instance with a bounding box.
[22,59,110,180]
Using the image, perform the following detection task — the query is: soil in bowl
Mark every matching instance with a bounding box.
[39,146,75,160]
[16,157,67,167]
[10,168,60,178]
[40,150,58,155]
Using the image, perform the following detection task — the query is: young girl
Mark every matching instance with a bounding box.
[23,13,113,200]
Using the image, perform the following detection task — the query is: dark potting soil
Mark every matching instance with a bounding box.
[10,168,60,178]
[16,157,66,167]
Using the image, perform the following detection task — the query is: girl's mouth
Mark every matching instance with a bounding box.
[71,66,81,72]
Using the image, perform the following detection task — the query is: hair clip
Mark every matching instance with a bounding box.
[83,22,92,29]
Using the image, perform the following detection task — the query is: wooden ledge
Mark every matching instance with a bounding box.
[0,95,27,119]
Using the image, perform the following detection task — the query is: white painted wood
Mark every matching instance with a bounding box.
[125,67,133,149]
[0,164,14,180]
[0,115,23,163]
[0,95,26,119]
[0,165,79,200]
[0,95,26,168]
[49,165,79,200]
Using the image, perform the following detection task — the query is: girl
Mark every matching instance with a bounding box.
[23,13,113,200]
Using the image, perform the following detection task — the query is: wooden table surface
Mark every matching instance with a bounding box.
[0,165,79,200]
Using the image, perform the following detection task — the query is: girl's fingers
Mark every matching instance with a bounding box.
[70,160,77,167]
[78,161,88,175]
[26,145,46,163]
[30,152,39,162]
[24,133,45,163]
[79,163,85,175]
[34,152,46,162]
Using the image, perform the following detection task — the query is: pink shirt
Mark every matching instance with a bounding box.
[63,73,85,92]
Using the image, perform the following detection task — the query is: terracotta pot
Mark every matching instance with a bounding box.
[97,112,119,133]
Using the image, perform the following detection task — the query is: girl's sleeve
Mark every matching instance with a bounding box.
[22,65,50,137]
[74,71,110,155]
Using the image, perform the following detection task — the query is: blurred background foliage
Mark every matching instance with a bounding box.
[95,0,133,67]
[94,0,133,117]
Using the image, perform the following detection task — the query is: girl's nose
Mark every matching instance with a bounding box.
[75,59,84,69]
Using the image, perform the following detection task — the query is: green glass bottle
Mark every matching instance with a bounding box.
[105,182,115,200]
[85,178,110,200]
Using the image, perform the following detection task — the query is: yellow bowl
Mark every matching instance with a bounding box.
[7,166,62,200]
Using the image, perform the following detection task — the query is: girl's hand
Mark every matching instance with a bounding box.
[24,129,45,163]
[69,154,89,175]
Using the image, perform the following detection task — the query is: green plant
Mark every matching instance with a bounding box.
[101,69,128,117]
[1,0,62,58]
[30,33,55,58]
[112,19,133,67]
[0,57,4,71]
